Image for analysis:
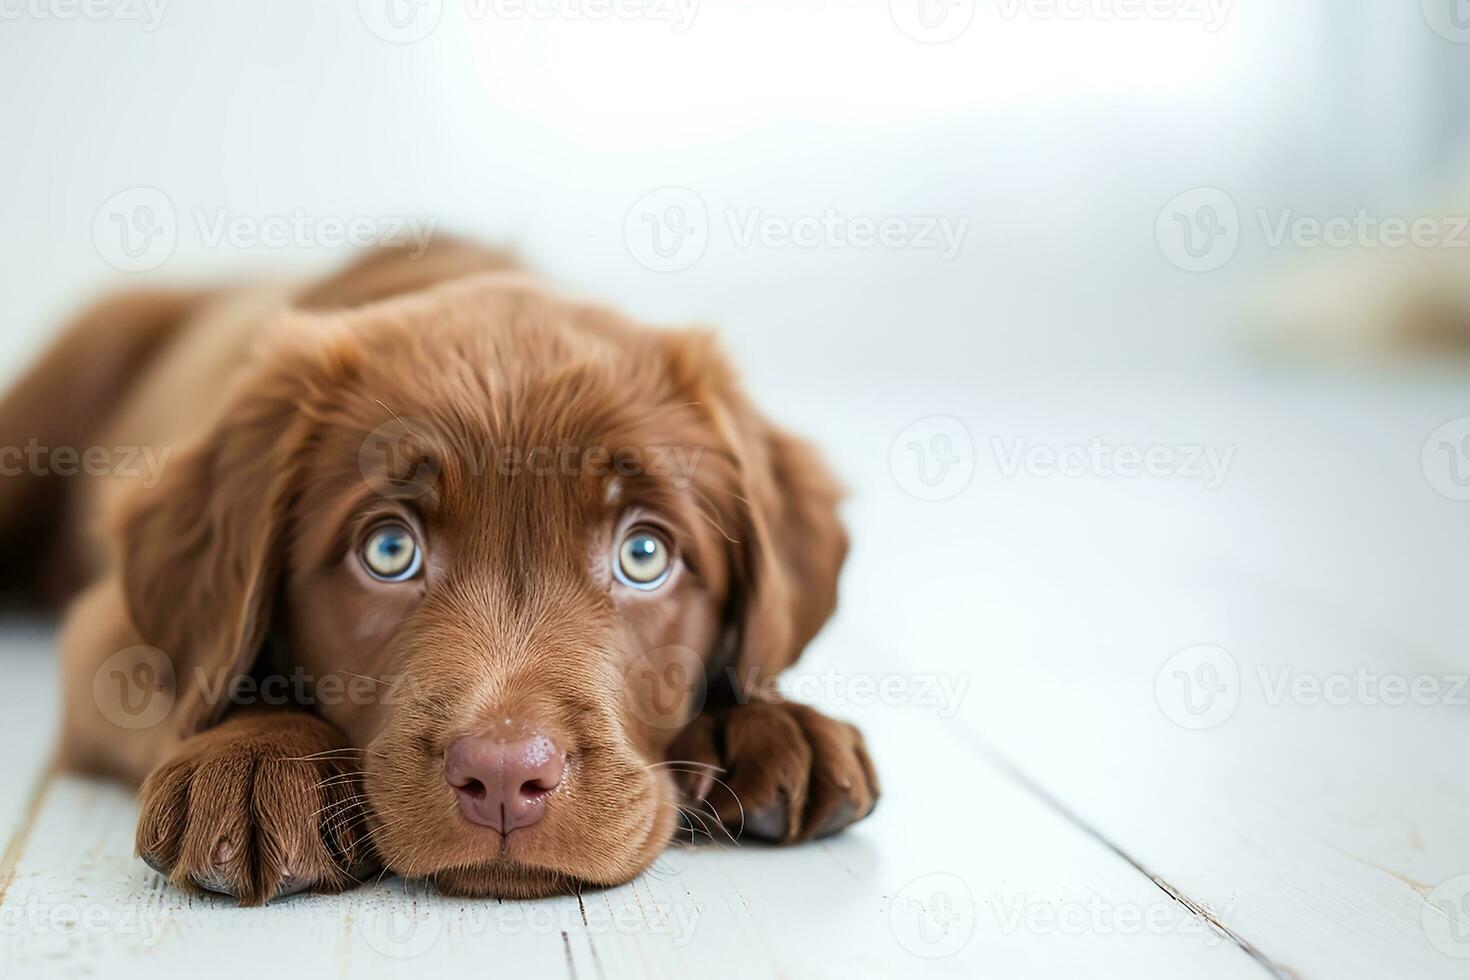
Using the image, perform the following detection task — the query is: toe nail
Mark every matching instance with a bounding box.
[190,870,240,898]
[817,800,860,837]
[744,806,788,840]
[273,876,311,900]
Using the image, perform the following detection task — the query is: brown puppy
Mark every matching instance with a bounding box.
[0,241,877,905]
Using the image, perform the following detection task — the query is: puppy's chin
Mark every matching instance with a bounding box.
[428,861,604,900]
[366,766,680,897]
[429,862,587,899]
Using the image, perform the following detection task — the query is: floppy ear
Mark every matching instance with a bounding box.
[115,358,313,737]
[726,416,849,691]
[666,329,848,696]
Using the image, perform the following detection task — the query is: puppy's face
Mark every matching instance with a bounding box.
[119,273,847,896]
[280,304,733,893]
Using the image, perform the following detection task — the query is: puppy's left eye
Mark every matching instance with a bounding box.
[360,523,423,582]
[615,527,672,590]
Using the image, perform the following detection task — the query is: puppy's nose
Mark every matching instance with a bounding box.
[443,730,565,833]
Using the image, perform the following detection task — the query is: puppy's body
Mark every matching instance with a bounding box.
[2,242,877,904]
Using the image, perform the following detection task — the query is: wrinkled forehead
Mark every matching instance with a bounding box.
[295,367,737,595]
[360,407,715,526]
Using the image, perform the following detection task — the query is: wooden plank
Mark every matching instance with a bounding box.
[808,367,1470,979]
[0,622,58,832]
[0,621,60,914]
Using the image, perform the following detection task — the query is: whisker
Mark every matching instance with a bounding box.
[697,795,742,845]
[669,803,719,843]
[655,768,745,839]
[692,497,738,544]
[313,797,372,823]
[374,399,419,440]
[336,671,393,687]
[696,482,753,508]
[646,759,726,773]
[321,802,375,843]
[280,748,386,763]
[653,766,746,845]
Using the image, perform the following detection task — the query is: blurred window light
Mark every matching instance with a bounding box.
[456,0,1253,148]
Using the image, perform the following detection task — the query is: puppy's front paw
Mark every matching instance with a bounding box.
[668,701,879,843]
[136,713,375,905]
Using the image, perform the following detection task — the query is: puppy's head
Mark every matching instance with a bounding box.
[117,273,846,895]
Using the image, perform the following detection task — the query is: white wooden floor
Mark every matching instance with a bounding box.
[3,363,1470,979]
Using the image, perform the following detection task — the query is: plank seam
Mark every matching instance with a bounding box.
[955,728,1298,980]
[0,761,58,907]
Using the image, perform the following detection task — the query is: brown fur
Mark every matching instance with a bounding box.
[4,240,877,905]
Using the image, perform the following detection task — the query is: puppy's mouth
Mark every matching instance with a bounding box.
[428,855,599,900]
[362,751,678,898]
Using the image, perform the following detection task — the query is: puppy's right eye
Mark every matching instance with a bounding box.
[360,523,423,582]
[615,526,672,589]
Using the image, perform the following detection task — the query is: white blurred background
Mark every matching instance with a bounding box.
[4,2,1470,383]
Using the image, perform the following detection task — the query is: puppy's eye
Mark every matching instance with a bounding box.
[360,523,423,582]
[615,527,672,590]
